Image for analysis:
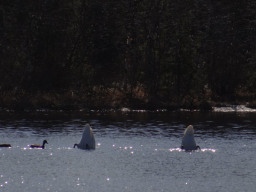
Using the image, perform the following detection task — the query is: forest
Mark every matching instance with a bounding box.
[0,0,256,111]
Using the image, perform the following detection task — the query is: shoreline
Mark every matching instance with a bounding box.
[0,90,256,113]
[1,105,256,113]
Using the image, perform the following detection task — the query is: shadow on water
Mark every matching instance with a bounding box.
[0,111,256,139]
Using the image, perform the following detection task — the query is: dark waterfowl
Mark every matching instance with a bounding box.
[0,144,11,148]
[30,140,48,149]
[181,125,200,151]
[181,145,200,150]
[74,143,90,149]
[74,124,96,150]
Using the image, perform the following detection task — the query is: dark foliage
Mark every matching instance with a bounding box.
[0,0,255,109]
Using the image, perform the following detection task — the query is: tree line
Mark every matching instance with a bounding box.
[0,0,256,109]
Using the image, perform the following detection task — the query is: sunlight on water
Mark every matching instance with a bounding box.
[168,148,216,153]
[201,148,216,152]
[0,112,256,192]
[169,148,182,152]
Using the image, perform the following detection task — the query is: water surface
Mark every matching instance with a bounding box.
[0,111,256,192]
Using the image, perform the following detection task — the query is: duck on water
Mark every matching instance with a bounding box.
[0,144,11,148]
[30,140,48,149]
[181,125,200,151]
[74,124,96,150]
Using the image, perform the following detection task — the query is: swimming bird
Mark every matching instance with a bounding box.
[0,144,11,148]
[74,124,96,150]
[30,140,48,149]
[181,125,200,151]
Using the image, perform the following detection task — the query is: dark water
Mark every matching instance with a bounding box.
[0,111,256,191]
[1,111,256,139]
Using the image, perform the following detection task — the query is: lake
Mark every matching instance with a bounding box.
[0,110,256,192]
